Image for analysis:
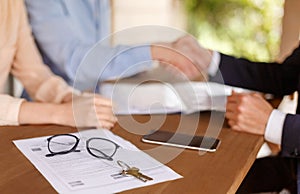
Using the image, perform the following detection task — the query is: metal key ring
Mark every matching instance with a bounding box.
[117,160,131,170]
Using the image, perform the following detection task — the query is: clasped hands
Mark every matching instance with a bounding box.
[226,92,280,153]
[226,91,273,135]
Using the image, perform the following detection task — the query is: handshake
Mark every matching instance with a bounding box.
[151,35,213,80]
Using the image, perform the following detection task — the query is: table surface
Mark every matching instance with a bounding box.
[0,111,264,194]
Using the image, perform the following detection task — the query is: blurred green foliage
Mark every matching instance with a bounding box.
[184,0,284,61]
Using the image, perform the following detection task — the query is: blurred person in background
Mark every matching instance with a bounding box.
[24,0,211,91]
[0,0,117,129]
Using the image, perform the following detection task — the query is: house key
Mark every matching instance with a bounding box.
[117,160,153,182]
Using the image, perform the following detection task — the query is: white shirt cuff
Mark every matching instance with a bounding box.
[207,51,221,76]
[264,109,286,145]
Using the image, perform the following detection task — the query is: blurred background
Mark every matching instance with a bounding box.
[112,0,300,62]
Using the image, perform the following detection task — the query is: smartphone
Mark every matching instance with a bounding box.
[142,130,220,152]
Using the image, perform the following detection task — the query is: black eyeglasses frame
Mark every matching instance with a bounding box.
[45,134,120,161]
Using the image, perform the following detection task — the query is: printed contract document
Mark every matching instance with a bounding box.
[13,129,182,193]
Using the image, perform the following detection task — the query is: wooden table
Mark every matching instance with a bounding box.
[0,111,263,194]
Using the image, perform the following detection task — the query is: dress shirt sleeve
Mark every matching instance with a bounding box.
[11,0,72,103]
[264,109,286,145]
[25,0,152,91]
[76,44,152,90]
[207,51,221,76]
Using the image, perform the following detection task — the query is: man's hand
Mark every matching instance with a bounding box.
[225,92,273,135]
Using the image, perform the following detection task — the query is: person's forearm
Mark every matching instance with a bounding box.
[18,101,67,125]
[18,93,117,129]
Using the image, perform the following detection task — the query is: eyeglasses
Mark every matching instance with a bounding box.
[46,134,120,161]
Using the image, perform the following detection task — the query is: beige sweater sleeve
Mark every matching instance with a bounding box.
[11,0,73,103]
[0,95,24,126]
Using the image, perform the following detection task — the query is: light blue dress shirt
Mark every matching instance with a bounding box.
[25,0,152,90]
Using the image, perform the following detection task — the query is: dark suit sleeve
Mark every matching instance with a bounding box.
[210,45,300,96]
[281,114,300,158]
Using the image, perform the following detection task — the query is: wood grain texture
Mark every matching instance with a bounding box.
[0,112,263,194]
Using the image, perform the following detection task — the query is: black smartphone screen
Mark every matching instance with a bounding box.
[142,130,220,152]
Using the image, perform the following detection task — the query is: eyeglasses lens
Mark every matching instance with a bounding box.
[87,138,117,159]
[49,135,78,153]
